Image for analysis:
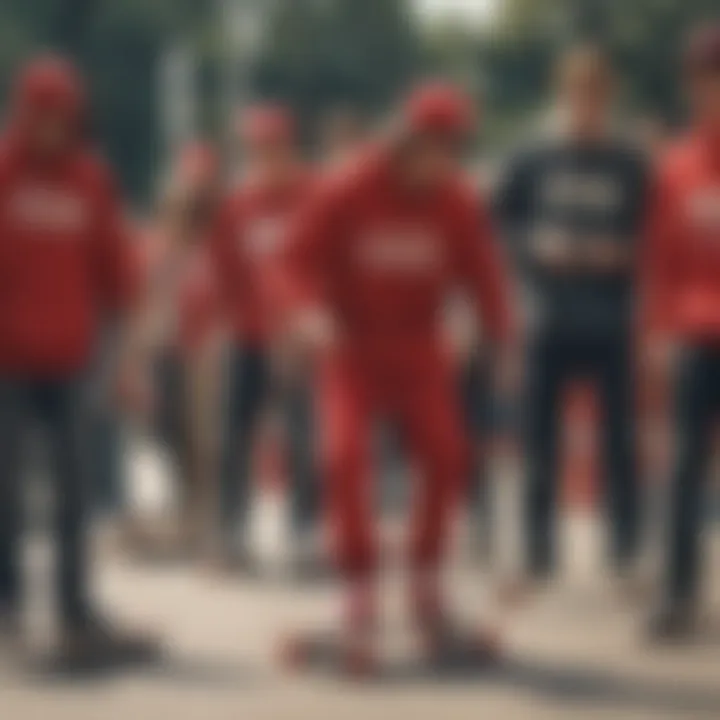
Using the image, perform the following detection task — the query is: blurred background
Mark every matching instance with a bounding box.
[3,2,720,719]
[1,0,717,204]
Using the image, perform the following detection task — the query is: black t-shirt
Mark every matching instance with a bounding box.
[495,136,650,335]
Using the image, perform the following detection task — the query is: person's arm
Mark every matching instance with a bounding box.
[493,152,534,270]
[207,195,245,326]
[639,164,685,383]
[450,185,519,425]
[280,181,346,354]
[91,164,151,413]
[451,187,515,347]
[582,150,652,273]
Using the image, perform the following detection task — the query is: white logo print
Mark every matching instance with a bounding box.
[357,227,443,274]
[7,187,89,233]
[543,173,623,213]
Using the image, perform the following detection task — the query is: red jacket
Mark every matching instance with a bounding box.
[0,59,136,375]
[210,170,314,345]
[643,131,720,341]
[284,148,513,350]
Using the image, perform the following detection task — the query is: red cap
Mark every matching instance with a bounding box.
[12,54,85,128]
[238,103,295,147]
[685,24,720,75]
[402,81,475,139]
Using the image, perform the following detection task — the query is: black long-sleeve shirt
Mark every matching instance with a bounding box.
[495,137,650,334]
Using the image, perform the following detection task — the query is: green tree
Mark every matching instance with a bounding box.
[253,0,422,138]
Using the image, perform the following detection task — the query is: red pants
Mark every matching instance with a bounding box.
[319,340,469,579]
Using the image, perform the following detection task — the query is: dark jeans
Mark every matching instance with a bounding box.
[155,351,191,500]
[0,376,90,624]
[461,351,493,549]
[90,406,124,517]
[524,327,639,578]
[89,327,124,517]
[664,344,720,605]
[219,344,318,547]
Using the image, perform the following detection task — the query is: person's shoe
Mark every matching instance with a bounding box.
[647,601,698,643]
[57,610,161,671]
[419,616,503,672]
[287,538,333,583]
[279,626,379,679]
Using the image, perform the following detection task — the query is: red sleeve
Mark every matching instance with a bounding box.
[640,166,683,337]
[92,165,139,314]
[449,187,515,345]
[208,194,246,320]
[281,179,344,314]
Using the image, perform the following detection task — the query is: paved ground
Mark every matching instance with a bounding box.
[3,453,720,719]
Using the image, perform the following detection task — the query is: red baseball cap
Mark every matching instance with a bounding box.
[402,81,476,139]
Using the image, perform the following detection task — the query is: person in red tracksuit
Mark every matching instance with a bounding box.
[282,83,514,673]
[210,104,320,575]
[644,25,720,639]
[0,56,158,667]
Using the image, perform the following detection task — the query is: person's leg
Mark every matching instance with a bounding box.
[320,358,376,646]
[665,348,715,608]
[596,333,641,572]
[401,359,468,614]
[0,380,26,618]
[462,351,492,559]
[40,379,92,626]
[524,333,565,581]
[284,373,319,543]
[399,352,499,663]
[42,377,159,664]
[218,344,269,556]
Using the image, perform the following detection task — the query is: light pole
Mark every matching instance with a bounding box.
[218,0,276,147]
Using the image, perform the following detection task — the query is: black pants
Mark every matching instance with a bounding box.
[155,351,192,502]
[219,345,318,546]
[524,328,639,578]
[461,351,493,549]
[664,344,720,605]
[0,376,90,624]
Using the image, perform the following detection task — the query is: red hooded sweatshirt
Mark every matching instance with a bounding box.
[210,169,314,345]
[643,130,720,341]
[0,57,136,376]
[283,147,512,353]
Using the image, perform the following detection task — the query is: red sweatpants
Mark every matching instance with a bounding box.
[319,341,469,579]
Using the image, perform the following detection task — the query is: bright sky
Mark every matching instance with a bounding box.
[413,0,497,26]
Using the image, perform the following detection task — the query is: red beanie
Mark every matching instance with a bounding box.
[402,81,475,139]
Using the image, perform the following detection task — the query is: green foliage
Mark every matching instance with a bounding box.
[253,0,422,138]
[486,0,720,124]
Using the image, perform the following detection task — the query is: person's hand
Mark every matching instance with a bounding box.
[444,307,476,369]
[581,241,631,272]
[289,306,338,360]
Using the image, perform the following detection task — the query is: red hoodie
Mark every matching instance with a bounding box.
[283,148,512,351]
[210,170,314,345]
[643,130,720,341]
[0,57,136,375]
